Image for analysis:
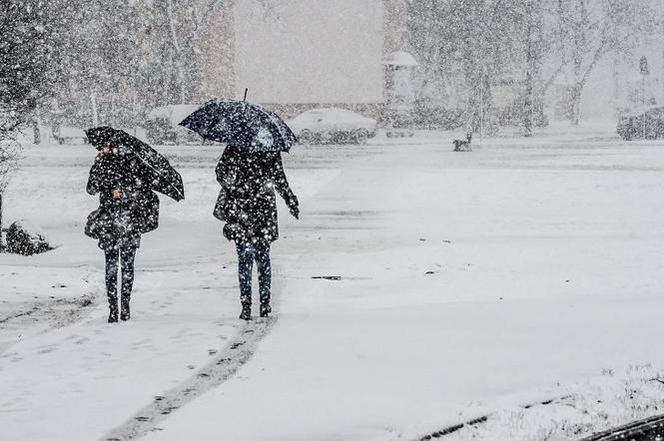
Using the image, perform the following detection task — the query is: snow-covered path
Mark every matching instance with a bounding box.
[146,133,664,441]
[2,129,664,440]
[0,141,367,440]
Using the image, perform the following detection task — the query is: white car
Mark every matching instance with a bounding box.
[288,108,377,144]
[146,104,202,144]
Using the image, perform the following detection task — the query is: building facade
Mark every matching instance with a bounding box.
[199,0,408,117]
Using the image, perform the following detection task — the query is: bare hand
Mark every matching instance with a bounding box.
[112,189,121,200]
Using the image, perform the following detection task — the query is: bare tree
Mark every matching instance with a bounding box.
[48,0,141,127]
[137,0,226,105]
[45,0,228,123]
[553,0,660,125]
[0,139,19,251]
[0,0,57,250]
[516,0,549,136]
[409,0,546,135]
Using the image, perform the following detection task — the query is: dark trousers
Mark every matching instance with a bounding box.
[235,240,271,306]
[104,245,137,304]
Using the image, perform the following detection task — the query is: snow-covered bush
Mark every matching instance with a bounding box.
[0,1,60,250]
[445,365,664,441]
[5,221,53,256]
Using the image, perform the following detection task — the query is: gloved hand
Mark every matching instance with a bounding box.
[288,195,299,219]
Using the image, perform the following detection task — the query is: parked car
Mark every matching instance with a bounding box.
[146,104,201,144]
[288,108,377,144]
[54,126,87,145]
[617,106,664,141]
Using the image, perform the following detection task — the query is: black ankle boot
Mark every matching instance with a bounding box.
[260,303,272,318]
[108,299,119,323]
[239,303,252,321]
[120,296,130,321]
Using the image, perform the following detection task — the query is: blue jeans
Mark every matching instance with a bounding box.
[235,241,271,306]
[104,245,137,302]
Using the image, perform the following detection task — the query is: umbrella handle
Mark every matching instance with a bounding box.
[243,88,248,102]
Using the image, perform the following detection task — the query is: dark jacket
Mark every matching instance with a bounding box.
[215,147,297,243]
[85,154,159,250]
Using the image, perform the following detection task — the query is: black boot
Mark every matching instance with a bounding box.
[108,298,119,323]
[120,295,130,321]
[259,303,272,318]
[239,303,252,321]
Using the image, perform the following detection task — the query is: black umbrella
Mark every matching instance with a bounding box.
[85,127,185,201]
[179,99,297,152]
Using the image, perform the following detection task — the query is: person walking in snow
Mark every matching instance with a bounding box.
[85,141,159,323]
[215,145,299,320]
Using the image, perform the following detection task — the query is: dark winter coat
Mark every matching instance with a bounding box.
[215,147,297,243]
[85,154,159,250]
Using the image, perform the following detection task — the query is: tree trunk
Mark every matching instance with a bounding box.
[166,0,187,104]
[33,119,40,144]
[523,69,533,136]
[570,84,582,126]
[522,1,535,137]
[0,191,4,253]
[570,53,583,126]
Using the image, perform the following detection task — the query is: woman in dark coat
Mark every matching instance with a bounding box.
[215,145,299,320]
[86,142,159,323]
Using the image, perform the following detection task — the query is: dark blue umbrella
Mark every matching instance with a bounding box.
[178,99,297,152]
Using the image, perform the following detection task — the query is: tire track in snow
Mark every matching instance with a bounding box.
[100,153,324,440]
[101,316,277,441]
[100,266,285,441]
[414,397,565,440]
[0,267,101,355]
[0,294,97,326]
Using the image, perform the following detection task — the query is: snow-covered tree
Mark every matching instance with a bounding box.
[410,0,661,131]
[514,0,549,136]
[48,0,140,127]
[0,140,19,251]
[135,0,226,106]
[45,0,228,121]
[409,0,536,134]
[551,0,660,125]
[0,0,59,250]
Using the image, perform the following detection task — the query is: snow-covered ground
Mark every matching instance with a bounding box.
[2,123,664,440]
[445,364,664,441]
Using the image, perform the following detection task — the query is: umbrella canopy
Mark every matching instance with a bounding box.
[85,127,185,201]
[179,99,297,152]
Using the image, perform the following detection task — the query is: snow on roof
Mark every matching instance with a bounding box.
[291,108,373,123]
[383,51,418,67]
[624,104,664,117]
[308,108,362,116]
